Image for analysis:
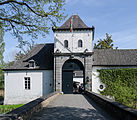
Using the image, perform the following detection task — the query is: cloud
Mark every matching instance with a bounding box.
[94,28,137,49]
[111,29,137,49]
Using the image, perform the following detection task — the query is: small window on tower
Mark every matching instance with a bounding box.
[78,40,83,47]
[64,40,68,48]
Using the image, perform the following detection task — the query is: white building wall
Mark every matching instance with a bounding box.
[92,66,137,94]
[4,70,53,105]
[54,30,93,53]
[42,70,53,96]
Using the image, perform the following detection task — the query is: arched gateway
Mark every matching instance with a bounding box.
[53,15,94,93]
[62,59,84,94]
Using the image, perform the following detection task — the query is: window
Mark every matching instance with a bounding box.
[24,77,31,90]
[78,40,83,47]
[64,40,68,48]
[29,62,34,67]
[29,60,35,68]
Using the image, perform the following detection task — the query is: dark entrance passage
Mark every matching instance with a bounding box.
[62,59,84,94]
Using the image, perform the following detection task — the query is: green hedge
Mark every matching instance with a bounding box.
[98,68,137,109]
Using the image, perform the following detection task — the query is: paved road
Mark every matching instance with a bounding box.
[31,94,114,120]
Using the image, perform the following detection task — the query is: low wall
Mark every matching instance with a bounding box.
[0,92,59,120]
[85,91,137,120]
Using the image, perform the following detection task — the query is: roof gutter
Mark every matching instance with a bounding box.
[52,27,94,32]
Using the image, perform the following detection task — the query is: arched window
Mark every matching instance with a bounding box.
[64,40,68,48]
[78,40,83,47]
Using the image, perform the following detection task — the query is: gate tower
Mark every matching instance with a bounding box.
[52,15,95,93]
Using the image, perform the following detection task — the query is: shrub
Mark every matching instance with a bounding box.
[98,68,137,109]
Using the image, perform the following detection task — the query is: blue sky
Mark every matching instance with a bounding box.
[4,0,137,62]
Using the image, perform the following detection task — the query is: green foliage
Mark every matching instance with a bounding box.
[0,0,66,53]
[0,104,24,114]
[15,39,35,60]
[0,23,5,90]
[0,0,66,38]
[98,68,137,109]
[94,33,117,49]
[0,22,5,65]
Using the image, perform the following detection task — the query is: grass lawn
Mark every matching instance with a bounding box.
[0,104,24,114]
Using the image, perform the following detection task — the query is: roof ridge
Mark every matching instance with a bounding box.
[94,49,137,51]
[53,15,93,31]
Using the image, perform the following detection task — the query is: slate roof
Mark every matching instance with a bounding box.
[93,49,137,66]
[4,44,54,70]
[52,15,94,31]
[4,44,137,70]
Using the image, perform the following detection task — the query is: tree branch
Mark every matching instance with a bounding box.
[0,16,35,27]
[0,0,56,17]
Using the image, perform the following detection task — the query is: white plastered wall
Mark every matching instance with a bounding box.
[54,30,93,53]
[43,70,53,96]
[92,66,137,94]
[4,70,53,105]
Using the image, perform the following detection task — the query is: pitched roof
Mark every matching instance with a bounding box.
[4,44,137,70]
[53,15,94,31]
[93,49,137,66]
[4,44,54,70]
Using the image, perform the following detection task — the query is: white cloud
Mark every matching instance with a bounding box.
[94,28,137,49]
[111,29,137,49]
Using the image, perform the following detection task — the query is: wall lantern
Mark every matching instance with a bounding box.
[84,49,88,54]
[86,76,89,83]
[70,54,74,59]
[55,49,60,53]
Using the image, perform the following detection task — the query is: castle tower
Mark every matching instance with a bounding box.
[52,15,95,93]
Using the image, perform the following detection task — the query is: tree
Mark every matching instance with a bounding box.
[0,0,66,48]
[0,23,5,90]
[94,33,117,49]
[15,39,35,60]
[0,22,5,65]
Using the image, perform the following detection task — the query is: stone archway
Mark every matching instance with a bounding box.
[62,59,85,94]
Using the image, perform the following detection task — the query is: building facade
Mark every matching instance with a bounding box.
[53,15,95,93]
[3,15,137,104]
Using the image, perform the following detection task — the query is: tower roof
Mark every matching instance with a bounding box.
[53,15,94,31]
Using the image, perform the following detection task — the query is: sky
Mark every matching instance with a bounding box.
[3,0,137,62]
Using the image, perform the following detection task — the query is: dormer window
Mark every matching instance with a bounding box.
[29,59,35,68]
[78,40,83,47]
[64,40,68,48]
